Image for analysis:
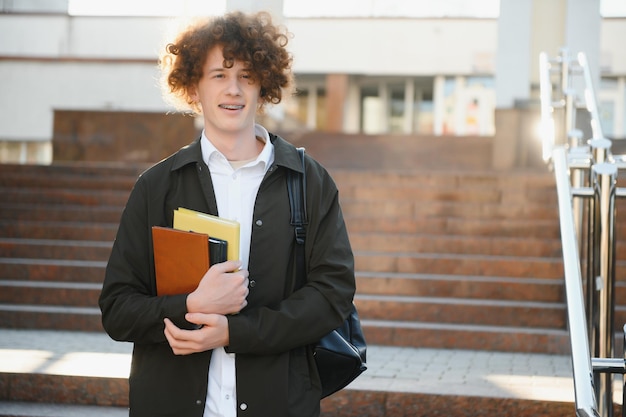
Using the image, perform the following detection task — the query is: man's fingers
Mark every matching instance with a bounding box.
[164,318,203,355]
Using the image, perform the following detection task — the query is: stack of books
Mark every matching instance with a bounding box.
[152,208,239,295]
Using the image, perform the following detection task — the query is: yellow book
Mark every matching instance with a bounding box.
[173,207,240,261]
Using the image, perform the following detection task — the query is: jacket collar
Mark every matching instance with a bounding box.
[170,133,304,174]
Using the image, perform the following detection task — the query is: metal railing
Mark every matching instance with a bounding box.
[539,48,625,417]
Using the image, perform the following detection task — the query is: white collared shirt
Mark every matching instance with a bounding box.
[200,124,274,417]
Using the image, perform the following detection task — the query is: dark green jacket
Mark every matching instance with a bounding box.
[99,134,356,417]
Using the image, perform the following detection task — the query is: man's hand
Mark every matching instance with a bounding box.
[186,260,249,315]
[164,313,229,355]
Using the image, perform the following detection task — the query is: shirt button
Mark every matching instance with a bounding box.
[240,403,248,411]
[255,219,263,226]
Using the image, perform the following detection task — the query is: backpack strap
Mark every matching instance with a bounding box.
[286,147,307,287]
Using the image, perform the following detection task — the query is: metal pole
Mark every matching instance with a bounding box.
[586,139,612,348]
[592,162,618,417]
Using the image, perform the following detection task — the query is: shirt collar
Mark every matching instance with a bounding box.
[200,124,274,172]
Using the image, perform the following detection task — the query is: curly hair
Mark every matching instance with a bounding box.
[160,11,294,114]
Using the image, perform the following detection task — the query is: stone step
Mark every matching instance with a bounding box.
[356,273,626,304]
[349,233,562,257]
[0,172,135,191]
[353,252,564,279]
[0,304,102,332]
[341,199,559,221]
[0,402,128,417]
[0,281,100,307]
[0,239,112,260]
[0,161,148,177]
[355,294,566,328]
[341,183,559,207]
[328,167,557,189]
[0,204,123,223]
[0,221,117,241]
[356,272,566,301]
[344,216,561,237]
[0,188,129,207]
[361,319,571,354]
[0,258,105,282]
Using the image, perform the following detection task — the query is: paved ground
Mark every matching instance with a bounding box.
[0,328,623,415]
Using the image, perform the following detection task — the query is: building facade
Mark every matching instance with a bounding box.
[0,0,625,164]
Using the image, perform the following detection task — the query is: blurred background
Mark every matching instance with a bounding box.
[0,0,624,169]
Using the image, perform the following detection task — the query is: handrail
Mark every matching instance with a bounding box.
[552,146,600,417]
[578,52,604,141]
[540,48,623,417]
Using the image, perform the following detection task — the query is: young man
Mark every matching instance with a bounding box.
[98,11,356,417]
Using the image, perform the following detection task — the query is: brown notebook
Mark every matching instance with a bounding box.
[152,226,210,296]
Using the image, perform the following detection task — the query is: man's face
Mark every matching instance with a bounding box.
[194,45,261,138]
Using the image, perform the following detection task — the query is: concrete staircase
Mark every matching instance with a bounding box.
[1,137,626,415]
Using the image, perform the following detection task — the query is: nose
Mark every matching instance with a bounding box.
[225,77,242,96]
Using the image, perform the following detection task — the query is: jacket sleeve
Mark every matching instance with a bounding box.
[227,162,356,354]
[98,175,190,344]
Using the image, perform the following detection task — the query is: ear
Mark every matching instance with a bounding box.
[189,86,199,103]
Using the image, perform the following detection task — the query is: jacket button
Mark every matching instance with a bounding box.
[240,403,248,411]
[196,400,202,405]
[255,219,263,226]
[249,280,256,288]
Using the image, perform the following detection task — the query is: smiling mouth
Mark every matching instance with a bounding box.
[219,104,244,110]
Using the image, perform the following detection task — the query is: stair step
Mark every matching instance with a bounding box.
[0,172,135,191]
[0,304,102,331]
[350,233,562,257]
[0,221,117,241]
[329,168,557,189]
[0,188,129,206]
[355,294,566,328]
[0,239,111,260]
[0,281,100,307]
[0,258,105,282]
[0,204,123,223]
[356,272,564,301]
[361,319,571,354]
[354,252,564,278]
[345,216,561,237]
[342,199,559,220]
[0,402,128,417]
[0,374,126,407]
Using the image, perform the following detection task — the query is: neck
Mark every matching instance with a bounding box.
[205,127,263,161]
